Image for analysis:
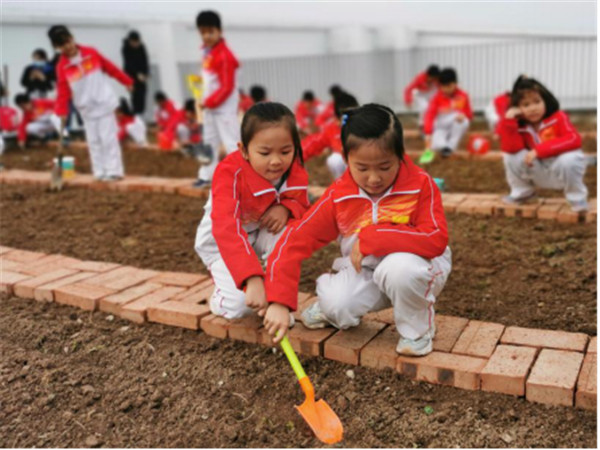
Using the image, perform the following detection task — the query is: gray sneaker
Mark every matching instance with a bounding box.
[300,302,330,329]
[396,327,435,356]
[569,199,589,213]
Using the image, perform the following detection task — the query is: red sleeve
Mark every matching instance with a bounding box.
[423,95,439,135]
[265,187,340,310]
[165,110,184,134]
[203,52,236,109]
[463,93,473,120]
[17,111,31,143]
[279,189,310,220]
[211,164,265,289]
[497,117,525,153]
[301,131,330,160]
[404,73,425,105]
[359,173,448,260]
[94,49,133,87]
[295,103,308,129]
[117,119,126,141]
[54,61,71,117]
[535,111,582,159]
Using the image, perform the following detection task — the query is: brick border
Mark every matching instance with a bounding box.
[0,245,596,410]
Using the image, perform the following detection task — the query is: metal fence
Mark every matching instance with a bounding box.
[179,37,597,112]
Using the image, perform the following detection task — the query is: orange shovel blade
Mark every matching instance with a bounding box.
[296,398,343,444]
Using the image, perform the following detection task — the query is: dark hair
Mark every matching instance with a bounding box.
[250,85,266,103]
[48,25,73,47]
[241,102,304,167]
[184,99,197,113]
[302,91,315,102]
[334,92,358,119]
[329,84,343,98]
[117,98,133,116]
[127,30,141,42]
[154,91,168,102]
[32,49,48,60]
[14,93,30,106]
[439,68,457,85]
[511,77,560,120]
[340,103,404,161]
[426,65,440,78]
[196,11,221,29]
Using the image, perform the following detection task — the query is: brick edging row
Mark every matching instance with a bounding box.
[0,169,596,224]
[0,245,596,410]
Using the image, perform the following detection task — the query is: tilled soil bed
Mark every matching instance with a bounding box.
[0,296,596,448]
[0,184,596,333]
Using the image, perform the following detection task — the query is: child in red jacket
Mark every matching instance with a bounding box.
[301,92,358,179]
[404,65,440,128]
[263,104,452,355]
[154,91,178,132]
[194,102,310,321]
[295,90,324,135]
[194,11,241,188]
[49,25,133,181]
[14,93,60,147]
[423,68,472,160]
[115,98,147,147]
[498,77,588,211]
[165,99,202,148]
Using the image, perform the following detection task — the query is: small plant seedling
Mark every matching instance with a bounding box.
[424,405,434,415]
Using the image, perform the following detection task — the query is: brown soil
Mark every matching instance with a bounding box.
[1,295,596,448]
[1,184,595,333]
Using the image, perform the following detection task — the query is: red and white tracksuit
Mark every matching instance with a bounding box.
[165,109,202,144]
[497,110,587,203]
[424,88,473,152]
[295,99,325,132]
[405,72,439,126]
[55,45,133,178]
[199,39,241,181]
[18,98,60,143]
[195,151,310,319]
[266,157,452,339]
[155,100,178,131]
[301,120,346,179]
[117,114,147,146]
[484,92,510,134]
[315,101,335,128]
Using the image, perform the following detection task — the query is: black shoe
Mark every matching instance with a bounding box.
[441,147,453,158]
[193,179,211,189]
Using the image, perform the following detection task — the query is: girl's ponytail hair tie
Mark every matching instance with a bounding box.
[341,113,348,127]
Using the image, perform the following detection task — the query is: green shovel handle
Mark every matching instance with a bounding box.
[279,335,307,381]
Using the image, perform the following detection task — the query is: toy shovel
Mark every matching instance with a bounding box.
[419,148,436,165]
[279,334,343,444]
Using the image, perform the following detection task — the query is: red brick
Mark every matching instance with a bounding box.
[360,326,399,370]
[34,271,96,302]
[575,354,597,410]
[228,314,264,344]
[172,278,214,301]
[147,301,211,330]
[84,266,138,287]
[66,260,120,273]
[1,258,26,273]
[526,349,583,407]
[537,202,564,220]
[20,255,81,276]
[287,322,338,356]
[585,198,596,223]
[481,345,538,396]
[324,321,387,365]
[556,204,584,224]
[501,326,589,352]
[161,179,197,194]
[472,199,498,216]
[363,307,394,325]
[13,268,79,299]
[1,270,32,295]
[177,185,210,199]
[118,286,185,324]
[115,177,167,193]
[200,314,230,339]
[397,351,487,390]
[150,271,208,287]
[3,249,46,263]
[452,320,505,358]
[433,315,469,352]
[54,283,116,311]
[64,174,97,188]
[455,199,477,215]
[0,246,14,255]
[104,268,158,291]
[179,282,215,304]
[588,337,596,354]
[99,282,163,314]
[499,200,542,218]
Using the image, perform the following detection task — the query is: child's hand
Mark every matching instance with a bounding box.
[244,276,268,311]
[455,113,466,123]
[505,107,522,120]
[524,149,538,167]
[351,240,364,273]
[259,204,290,234]
[262,302,290,344]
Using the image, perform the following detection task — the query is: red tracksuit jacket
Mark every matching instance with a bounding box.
[266,157,448,310]
[18,98,55,142]
[315,101,335,127]
[301,120,342,160]
[295,99,323,130]
[423,88,473,135]
[155,100,177,130]
[404,72,437,105]
[165,108,201,144]
[202,39,240,110]
[210,151,310,289]
[497,110,582,159]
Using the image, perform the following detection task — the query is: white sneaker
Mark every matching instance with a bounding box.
[569,199,589,213]
[396,327,435,356]
[300,302,329,329]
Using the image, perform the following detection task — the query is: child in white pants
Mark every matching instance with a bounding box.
[264,104,452,356]
[194,102,310,322]
[430,112,470,154]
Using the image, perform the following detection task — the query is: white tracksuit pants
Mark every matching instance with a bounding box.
[201,227,286,319]
[125,117,148,146]
[326,152,347,179]
[315,247,452,339]
[198,109,240,181]
[26,113,61,139]
[413,89,435,126]
[431,112,470,152]
[83,112,124,179]
[503,149,588,203]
